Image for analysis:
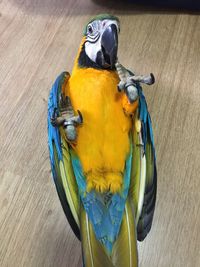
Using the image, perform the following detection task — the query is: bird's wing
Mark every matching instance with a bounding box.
[47,72,80,240]
[129,84,157,241]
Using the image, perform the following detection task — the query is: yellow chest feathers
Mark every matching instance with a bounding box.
[65,67,132,192]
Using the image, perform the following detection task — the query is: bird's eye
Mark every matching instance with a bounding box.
[87,25,93,35]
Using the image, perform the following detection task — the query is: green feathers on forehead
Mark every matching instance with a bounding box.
[87,14,119,24]
[83,14,120,35]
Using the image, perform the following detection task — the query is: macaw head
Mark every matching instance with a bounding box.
[78,14,120,70]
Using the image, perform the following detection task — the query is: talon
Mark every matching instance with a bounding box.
[150,73,155,84]
[50,108,58,127]
[50,119,56,127]
[52,107,57,119]
[117,81,125,92]
[77,110,83,124]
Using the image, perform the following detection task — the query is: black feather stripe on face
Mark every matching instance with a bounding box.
[78,43,102,69]
[78,42,116,70]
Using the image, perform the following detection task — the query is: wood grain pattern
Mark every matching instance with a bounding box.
[0,0,200,266]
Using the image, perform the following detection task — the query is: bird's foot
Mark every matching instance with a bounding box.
[50,96,83,142]
[115,61,155,103]
[118,79,138,104]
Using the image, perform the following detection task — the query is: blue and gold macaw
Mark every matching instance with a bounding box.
[48,14,157,267]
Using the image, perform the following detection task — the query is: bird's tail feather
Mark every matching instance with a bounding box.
[112,200,138,267]
[80,204,114,267]
[80,201,138,267]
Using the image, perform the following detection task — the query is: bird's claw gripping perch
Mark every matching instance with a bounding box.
[50,96,83,142]
[115,61,155,103]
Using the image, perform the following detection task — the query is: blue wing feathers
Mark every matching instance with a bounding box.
[137,84,157,241]
[138,85,155,156]
[70,150,87,194]
[47,72,80,240]
[48,73,67,164]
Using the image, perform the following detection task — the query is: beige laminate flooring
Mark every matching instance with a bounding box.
[0,0,200,266]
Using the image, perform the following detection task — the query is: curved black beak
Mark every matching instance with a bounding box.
[98,24,118,69]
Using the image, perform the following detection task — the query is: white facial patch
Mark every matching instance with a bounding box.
[84,19,119,63]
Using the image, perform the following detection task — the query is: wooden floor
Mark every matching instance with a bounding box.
[0,0,200,266]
